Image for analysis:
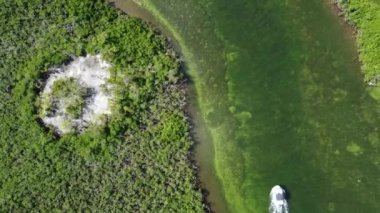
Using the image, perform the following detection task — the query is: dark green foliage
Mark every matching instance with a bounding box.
[336,0,380,81]
[50,77,86,118]
[51,77,84,98]
[0,0,204,211]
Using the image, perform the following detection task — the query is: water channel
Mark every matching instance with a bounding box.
[112,0,380,212]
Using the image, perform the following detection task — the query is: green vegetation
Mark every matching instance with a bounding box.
[52,77,84,98]
[336,0,380,82]
[42,77,87,118]
[0,0,204,211]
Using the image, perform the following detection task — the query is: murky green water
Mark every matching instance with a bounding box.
[123,0,380,212]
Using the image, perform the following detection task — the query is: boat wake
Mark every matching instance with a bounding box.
[269,185,289,213]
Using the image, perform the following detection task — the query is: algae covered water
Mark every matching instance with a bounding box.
[133,0,380,212]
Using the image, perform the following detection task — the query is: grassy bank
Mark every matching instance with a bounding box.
[336,0,380,82]
[0,0,204,211]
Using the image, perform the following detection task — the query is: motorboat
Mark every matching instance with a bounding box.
[269,185,289,213]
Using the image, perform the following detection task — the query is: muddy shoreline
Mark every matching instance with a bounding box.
[325,0,362,70]
[330,0,357,33]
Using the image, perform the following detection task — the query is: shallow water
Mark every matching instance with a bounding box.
[116,0,380,212]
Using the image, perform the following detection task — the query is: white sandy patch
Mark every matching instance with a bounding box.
[40,55,113,134]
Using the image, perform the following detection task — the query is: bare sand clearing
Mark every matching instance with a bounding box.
[40,55,113,134]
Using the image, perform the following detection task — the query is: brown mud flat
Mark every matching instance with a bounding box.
[327,0,360,60]
[326,0,358,40]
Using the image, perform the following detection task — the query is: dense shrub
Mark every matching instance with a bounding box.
[0,0,204,211]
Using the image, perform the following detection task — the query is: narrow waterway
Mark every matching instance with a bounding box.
[113,0,380,212]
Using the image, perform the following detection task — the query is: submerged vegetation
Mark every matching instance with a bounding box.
[138,0,380,212]
[0,0,204,211]
[336,0,380,82]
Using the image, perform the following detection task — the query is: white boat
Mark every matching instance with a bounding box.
[269,185,289,213]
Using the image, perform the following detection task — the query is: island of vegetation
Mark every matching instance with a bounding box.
[336,0,380,84]
[0,0,205,211]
